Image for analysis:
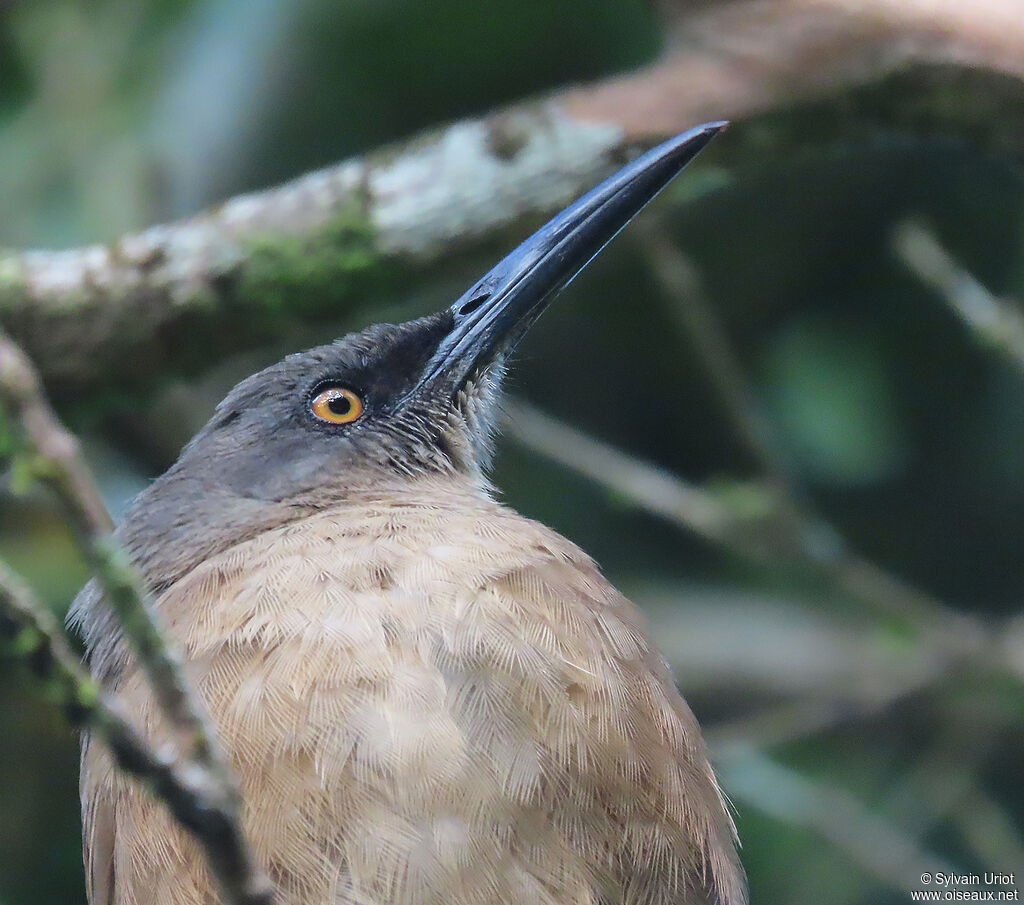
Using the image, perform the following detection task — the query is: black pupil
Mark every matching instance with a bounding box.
[327,393,352,416]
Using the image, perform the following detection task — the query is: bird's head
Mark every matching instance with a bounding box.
[112,123,723,593]
[172,123,724,502]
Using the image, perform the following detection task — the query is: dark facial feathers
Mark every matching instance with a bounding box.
[68,309,512,679]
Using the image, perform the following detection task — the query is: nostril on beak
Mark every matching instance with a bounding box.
[458,293,490,317]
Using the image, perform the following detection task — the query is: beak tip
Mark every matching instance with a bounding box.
[427,118,729,391]
[672,120,729,157]
[651,120,728,177]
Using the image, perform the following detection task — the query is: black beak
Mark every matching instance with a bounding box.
[416,120,727,393]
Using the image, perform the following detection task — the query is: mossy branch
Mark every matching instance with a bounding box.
[5,0,1024,393]
[0,328,272,905]
[0,558,103,724]
[0,558,272,905]
[0,329,213,754]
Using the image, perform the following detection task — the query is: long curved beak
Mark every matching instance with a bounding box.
[417,120,727,393]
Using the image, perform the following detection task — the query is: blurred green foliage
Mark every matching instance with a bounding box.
[2,2,1024,904]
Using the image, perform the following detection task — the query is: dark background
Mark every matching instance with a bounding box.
[1,1,1022,903]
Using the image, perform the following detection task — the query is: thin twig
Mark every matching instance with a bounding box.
[958,785,1024,874]
[716,744,960,895]
[703,671,945,752]
[884,713,998,838]
[881,698,1024,874]
[503,398,745,545]
[636,231,973,632]
[503,397,963,629]
[0,557,110,731]
[634,232,1024,886]
[893,221,1024,374]
[0,329,272,905]
[639,224,797,490]
[0,558,273,905]
[0,328,214,760]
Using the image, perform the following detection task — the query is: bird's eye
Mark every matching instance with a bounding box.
[310,386,364,424]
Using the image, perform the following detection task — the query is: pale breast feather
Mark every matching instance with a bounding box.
[81,486,744,905]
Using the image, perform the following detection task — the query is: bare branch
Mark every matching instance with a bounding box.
[635,228,998,639]
[893,220,1024,373]
[958,785,1024,873]
[0,558,273,905]
[503,397,964,628]
[565,0,1024,138]
[704,678,940,751]
[879,696,1024,873]
[638,223,797,490]
[716,744,960,895]
[503,398,744,544]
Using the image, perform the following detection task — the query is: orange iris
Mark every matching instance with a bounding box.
[310,386,364,424]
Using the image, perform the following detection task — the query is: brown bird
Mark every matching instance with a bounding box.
[71,122,744,905]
